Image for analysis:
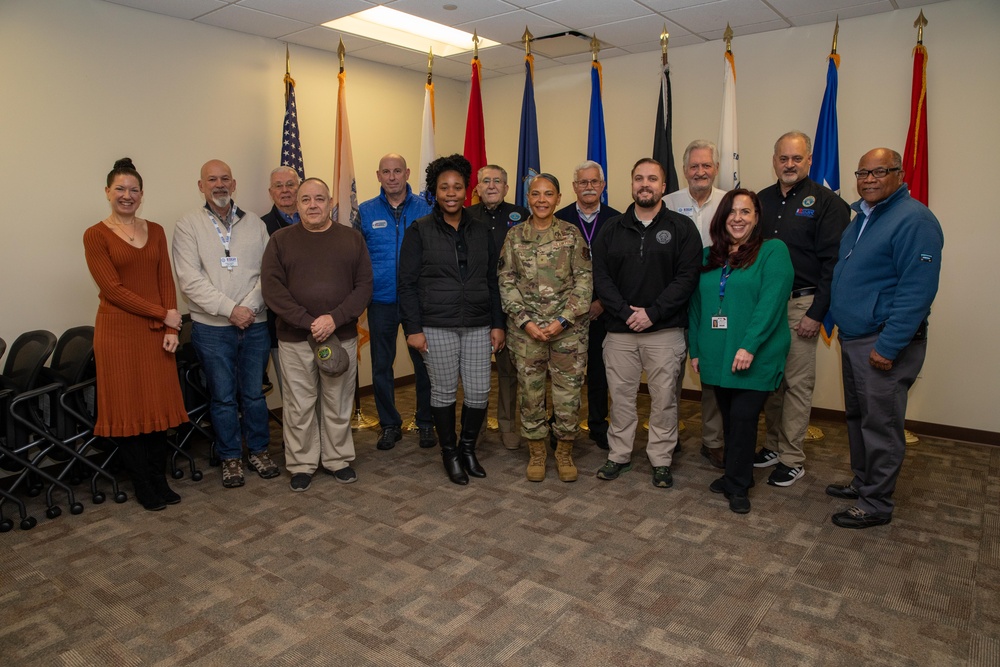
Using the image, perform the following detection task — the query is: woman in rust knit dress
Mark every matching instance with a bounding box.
[83,158,189,511]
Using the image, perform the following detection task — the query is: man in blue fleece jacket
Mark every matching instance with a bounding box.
[827,147,943,529]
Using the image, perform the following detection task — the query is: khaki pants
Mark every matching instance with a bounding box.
[763,295,818,467]
[604,328,686,467]
[278,338,357,475]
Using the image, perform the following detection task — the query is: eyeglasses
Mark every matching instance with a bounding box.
[480,178,505,185]
[854,167,901,179]
[575,179,603,188]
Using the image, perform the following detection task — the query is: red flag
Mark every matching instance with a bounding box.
[903,44,929,206]
[462,57,487,206]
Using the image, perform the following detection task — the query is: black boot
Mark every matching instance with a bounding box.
[458,405,487,478]
[119,438,165,511]
[145,433,180,505]
[431,404,467,485]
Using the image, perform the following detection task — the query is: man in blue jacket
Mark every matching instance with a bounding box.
[356,154,434,450]
[828,147,943,529]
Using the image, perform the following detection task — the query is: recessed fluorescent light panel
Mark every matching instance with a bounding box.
[323,7,500,57]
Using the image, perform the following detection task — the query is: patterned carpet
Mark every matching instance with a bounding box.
[1,384,998,666]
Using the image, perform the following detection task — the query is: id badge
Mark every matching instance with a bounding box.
[221,256,238,269]
[711,316,728,330]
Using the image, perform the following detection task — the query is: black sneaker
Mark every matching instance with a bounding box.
[376,426,402,451]
[418,426,437,449]
[290,472,312,492]
[753,447,779,468]
[333,466,357,484]
[596,460,631,480]
[767,462,805,487]
[652,466,673,488]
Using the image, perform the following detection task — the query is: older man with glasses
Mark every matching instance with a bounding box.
[468,164,529,450]
[827,147,943,529]
[555,160,621,450]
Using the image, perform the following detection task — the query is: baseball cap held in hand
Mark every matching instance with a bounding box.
[308,334,349,376]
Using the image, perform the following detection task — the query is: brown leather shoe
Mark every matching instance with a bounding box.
[700,445,724,469]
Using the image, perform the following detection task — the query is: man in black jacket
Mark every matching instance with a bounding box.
[468,165,528,450]
[591,159,702,489]
[555,160,621,449]
[261,166,301,393]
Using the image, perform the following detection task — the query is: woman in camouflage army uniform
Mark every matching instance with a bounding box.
[499,174,593,482]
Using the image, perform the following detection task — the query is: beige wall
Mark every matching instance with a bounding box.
[1,0,997,433]
[477,0,998,435]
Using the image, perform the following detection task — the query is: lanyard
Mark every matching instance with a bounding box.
[577,211,597,246]
[207,208,235,256]
[717,264,734,314]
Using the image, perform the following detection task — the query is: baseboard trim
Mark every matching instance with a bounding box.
[682,388,999,447]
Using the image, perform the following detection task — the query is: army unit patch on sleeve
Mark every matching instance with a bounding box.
[920,253,934,263]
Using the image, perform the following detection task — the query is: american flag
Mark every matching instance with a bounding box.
[282,72,305,179]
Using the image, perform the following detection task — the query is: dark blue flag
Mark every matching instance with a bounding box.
[282,73,305,180]
[516,55,540,208]
[588,61,609,205]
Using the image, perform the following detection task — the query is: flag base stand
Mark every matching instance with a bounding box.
[905,430,920,446]
[487,417,499,431]
[805,425,825,442]
[641,420,686,433]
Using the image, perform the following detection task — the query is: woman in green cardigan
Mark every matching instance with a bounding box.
[689,189,793,514]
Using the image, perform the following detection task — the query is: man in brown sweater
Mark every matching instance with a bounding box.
[261,178,373,492]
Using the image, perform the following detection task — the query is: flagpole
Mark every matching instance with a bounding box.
[332,39,375,431]
[718,23,740,190]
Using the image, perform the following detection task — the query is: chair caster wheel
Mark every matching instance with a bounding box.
[70,503,84,515]
[20,517,37,530]
[93,493,106,505]
[171,469,184,480]
[46,506,62,519]
[191,471,203,482]
[0,520,13,532]
[114,492,128,504]
[26,486,41,498]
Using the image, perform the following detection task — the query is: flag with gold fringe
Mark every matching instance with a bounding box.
[587,60,608,205]
[904,43,929,206]
[463,56,487,206]
[418,76,435,200]
[332,70,359,229]
[652,61,679,194]
[718,43,740,190]
[516,53,540,208]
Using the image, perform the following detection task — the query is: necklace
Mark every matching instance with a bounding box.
[109,217,136,243]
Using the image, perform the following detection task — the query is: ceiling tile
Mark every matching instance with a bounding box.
[388,0,519,25]
[195,4,311,38]
[700,19,793,41]
[283,26,381,52]
[584,16,690,49]
[455,9,570,44]
[893,0,949,8]
[233,0,374,24]
[788,1,895,28]
[767,0,881,15]
[666,0,787,34]
[529,0,651,30]
[101,0,227,20]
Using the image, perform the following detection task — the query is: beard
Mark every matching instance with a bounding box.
[634,189,661,208]
[211,193,231,209]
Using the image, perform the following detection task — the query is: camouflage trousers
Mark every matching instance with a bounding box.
[507,326,588,441]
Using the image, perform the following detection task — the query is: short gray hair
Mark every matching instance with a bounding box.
[773,131,812,156]
[478,164,508,182]
[573,160,605,182]
[681,140,719,167]
[270,165,300,182]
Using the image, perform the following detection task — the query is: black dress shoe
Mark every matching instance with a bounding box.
[831,507,892,529]
[826,483,859,499]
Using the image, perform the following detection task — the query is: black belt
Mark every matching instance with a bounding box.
[790,287,817,299]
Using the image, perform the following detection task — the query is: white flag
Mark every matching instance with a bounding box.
[333,71,359,228]
[718,51,740,190]
[418,81,435,199]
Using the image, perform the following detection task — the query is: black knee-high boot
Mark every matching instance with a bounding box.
[431,403,467,485]
[143,432,180,505]
[458,405,487,478]
[119,437,165,511]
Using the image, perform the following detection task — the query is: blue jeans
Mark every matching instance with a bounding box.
[191,321,271,460]
[367,303,432,428]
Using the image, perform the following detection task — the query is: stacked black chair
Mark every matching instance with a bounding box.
[31,327,128,507]
[167,317,211,482]
[0,330,59,531]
